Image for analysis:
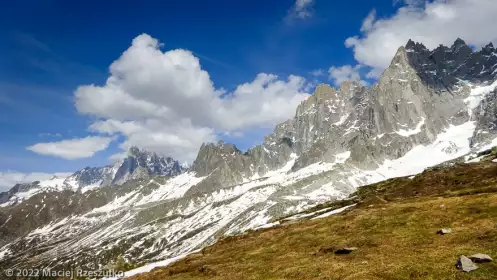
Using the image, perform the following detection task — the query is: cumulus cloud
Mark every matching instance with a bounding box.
[90,119,216,163]
[27,136,114,160]
[0,171,72,191]
[287,0,315,20]
[346,0,497,78]
[75,34,309,162]
[328,65,367,86]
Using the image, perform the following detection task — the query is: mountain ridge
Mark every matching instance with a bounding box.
[0,146,185,207]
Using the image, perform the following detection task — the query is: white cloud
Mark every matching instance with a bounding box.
[90,119,216,163]
[310,69,325,77]
[360,9,376,33]
[328,65,367,86]
[75,34,309,162]
[26,136,114,160]
[0,171,72,191]
[394,0,425,7]
[346,0,497,78]
[220,73,308,130]
[287,0,315,20]
[38,132,62,137]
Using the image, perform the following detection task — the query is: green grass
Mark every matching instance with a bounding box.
[128,161,497,280]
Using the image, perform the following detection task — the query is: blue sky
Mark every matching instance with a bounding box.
[1,0,496,188]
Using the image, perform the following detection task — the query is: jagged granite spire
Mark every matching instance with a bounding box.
[185,39,497,195]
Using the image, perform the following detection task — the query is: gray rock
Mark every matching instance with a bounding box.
[437,228,452,235]
[469,253,493,263]
[456,255,479,272]
[334,247,358,255]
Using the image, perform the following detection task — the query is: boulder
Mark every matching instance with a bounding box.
[456,255,478,272]
[437,228,452,235]
[334,247,358,255]
[469,254,493,263]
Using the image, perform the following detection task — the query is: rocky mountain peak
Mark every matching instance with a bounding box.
[339,80,363,91]
[112,146,185,184]
[312,84,338,100]
[390,46,411,67]
[405,39,428,52]
[191,141,245,176]
[128,145,141,156]
[452,37,468,49]
[482,42,495,55]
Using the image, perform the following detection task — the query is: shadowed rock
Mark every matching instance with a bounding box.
[437,228,452,235]
[469,253,493,263]
[334,247,358,255]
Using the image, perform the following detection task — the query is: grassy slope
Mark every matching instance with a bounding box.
[130,161,497,280]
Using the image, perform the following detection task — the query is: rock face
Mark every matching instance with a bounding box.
[456,255,479,272]
[1,38,497,272]
[188,38,497,193]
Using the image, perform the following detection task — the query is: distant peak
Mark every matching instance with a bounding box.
[340,80,364,91]
[129,146,141,155]
[406,39,416,49]
[404,39,427,52]
[450,38,472,52]
[217,140,226,146]
[453,37,467,47]
[311,84,337,101]
[216,141,241,152]
[483,42,495,50]
[199,140,239,152]
[314,83,334,91]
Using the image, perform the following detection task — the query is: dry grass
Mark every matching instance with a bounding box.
[129,162,497,280]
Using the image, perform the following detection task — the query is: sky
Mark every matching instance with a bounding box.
[1,0,496,190]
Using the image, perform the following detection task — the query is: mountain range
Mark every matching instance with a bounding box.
[0,38,496,275]
[0,147,185,207]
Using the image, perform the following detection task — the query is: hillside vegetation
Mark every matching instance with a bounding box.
[129,156,497,280]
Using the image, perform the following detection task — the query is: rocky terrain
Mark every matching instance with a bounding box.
[0,38,497,278]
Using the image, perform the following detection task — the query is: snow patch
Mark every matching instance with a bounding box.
[311,204,356,220]
[333,114,349,126]
[102,250,201,279]
[464,79,497,116]
[335,151,351,164]
[373,121,475,179]
[395,117,425,137]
